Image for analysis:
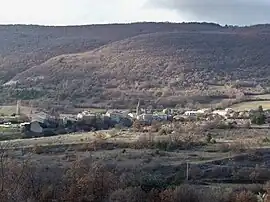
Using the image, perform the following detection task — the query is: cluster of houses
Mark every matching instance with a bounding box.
[4,100,270,138]
[183,108,236,119]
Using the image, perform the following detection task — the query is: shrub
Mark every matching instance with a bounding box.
[217,142,248,153]
[32,144,45,154]
[231,190,258,202]
[151,121,162,132]
[217,143,231,153]
[157,128,167,136]
[206,133,212,143]
[251,106,266,125]
[109,187,146,202]
[133,120,142,132]
[159,185,200,202]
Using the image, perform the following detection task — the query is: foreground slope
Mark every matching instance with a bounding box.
[12,28,270,107]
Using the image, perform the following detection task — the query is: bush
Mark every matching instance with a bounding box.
[159,185,200,202]
[217,142,248,153]
[32,144,45,154]
[109,187,146,202]
[133,120,142,132]
[206,133,212,143]
[251,105,266,125]
[157,128,167,136]
[151,121,162,132]
[251,114,266,125]
[231,190,258,202]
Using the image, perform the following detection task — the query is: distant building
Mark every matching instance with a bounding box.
[197,108,212,114]
[137,113,153,124]
[29,121,43,133]
[153,114,168,122]
[21,121,43,137]
[184,111,199,116]
[105,111,123,123]
[212,108,234,118]
[128,113,136,119]
[77,111,96,120]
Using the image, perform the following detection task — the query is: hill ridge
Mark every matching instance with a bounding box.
[1,22,270,108]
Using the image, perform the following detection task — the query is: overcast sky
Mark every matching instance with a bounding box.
[0,0,269,25]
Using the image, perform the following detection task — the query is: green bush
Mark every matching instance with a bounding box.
[251,105,266,125]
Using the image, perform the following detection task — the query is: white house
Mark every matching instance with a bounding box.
[212,108,234,118]
[225,108,234,113]
[184,111,200,116]
[77,111,96,120]
[197,108,212,114]
[128,113,136,119]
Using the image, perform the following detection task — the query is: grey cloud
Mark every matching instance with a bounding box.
[147,0,270,25]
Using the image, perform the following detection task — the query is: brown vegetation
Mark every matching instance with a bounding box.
[0,154,267,202]
[1,23,270,107]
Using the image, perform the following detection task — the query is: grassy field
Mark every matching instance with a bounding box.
[0,105,38,116]
[231,100,270,111]
[250,94,270,99]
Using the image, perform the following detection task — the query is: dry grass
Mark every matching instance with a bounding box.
[231,101,270,111]
[32,144,45,154]
[0,105,37,116]
[232,190,258,202]
[216,140,260,153]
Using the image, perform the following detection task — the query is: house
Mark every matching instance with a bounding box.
[238,111,250,119]
[197,108,212,114]
[163,108,174,115]
[128,113,136,119]
[20,122,31,127]
[184,108,211,117]
[77,111,96,120]
[212,110,228,118]
[173,115,186,121]
[105,111,123,122]
[153,113,168,122]
[105,110,132,127]
[29,121,43,133]
[212,108,234,118]
[31,111,49,123]
[184,111,199,116]
[137,113,153,124]
[31,111,59,127]
[22,121,43,137]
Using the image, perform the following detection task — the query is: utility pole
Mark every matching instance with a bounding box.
[186,162,189,182]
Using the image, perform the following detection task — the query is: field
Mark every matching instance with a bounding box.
[1,126,270,200]
[0,105,38,116]
[231,100,270,111]
[250,94,270,100]
[1,121,270,201]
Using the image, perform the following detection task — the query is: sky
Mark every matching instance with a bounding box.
[0,0,269,26]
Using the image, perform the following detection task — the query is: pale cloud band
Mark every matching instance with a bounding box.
[0,0,269,25]
[0,0,182,25]
[147,0,270,25]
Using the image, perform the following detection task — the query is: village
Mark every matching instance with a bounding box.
[0,99,268,140]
